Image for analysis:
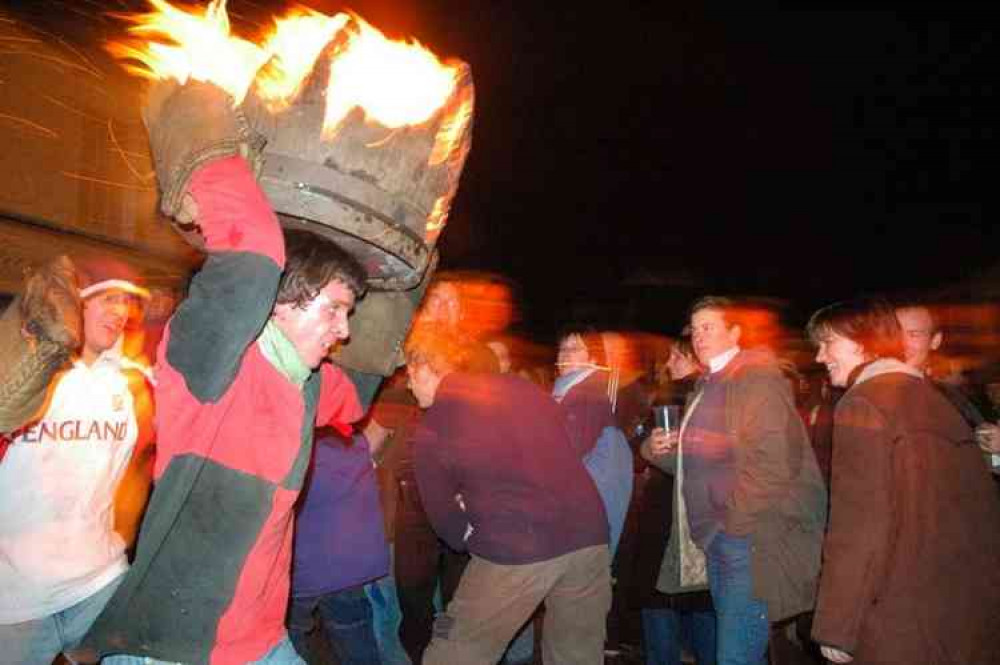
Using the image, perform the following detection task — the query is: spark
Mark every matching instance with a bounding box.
[0,112,57,138]
[43,94,106,124]
[108,119,152,182]
[55,35,103,79]
[61,172,154,191]
[0,50,104,78]
[107,147,150,160]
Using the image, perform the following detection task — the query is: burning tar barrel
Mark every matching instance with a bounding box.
[0,1,476,378]
[244,14,476,374]
[252,52,474,292]
[111,4,476,376]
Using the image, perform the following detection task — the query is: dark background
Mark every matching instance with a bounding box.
[329,2,998,338]
[11,0,1000,340]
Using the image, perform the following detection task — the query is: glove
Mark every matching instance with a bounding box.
[143,79,266,237]
[0,256,81,433]
[20,255,81,348]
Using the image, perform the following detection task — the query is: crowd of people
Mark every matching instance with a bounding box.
[2,78,1000,665]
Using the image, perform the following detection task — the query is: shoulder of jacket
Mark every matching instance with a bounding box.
[836,384,893,423]
[728,359,785,388]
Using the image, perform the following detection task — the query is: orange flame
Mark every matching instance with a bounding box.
[107,0,266,103]
[426,195,450,237]
[322,17,459,136]
[429,89,474,166]
[255,9,349,111]
[108,1,460,135]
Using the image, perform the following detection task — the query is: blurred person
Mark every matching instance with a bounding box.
[800,371,839,488]
[895,301,986,428]
[379,275,502,664]
[404,328,611,665]
[808,296,1000,664]
[895,303,942,373]
[359,374,417,665]
[413,274,504,374]
[76,80,366,665]
[591,331,657,658]
[643,296,827,665]
[487,332,550,381]
[486,337,513,374]
[664,337,701,400]
[483,334,536,664]
[287,429,389,665]
[0,257,154,665]
[599,331,651,438]
[633,336,717,665]
[359,412,412,665]
[518,363,555,391]
[554,327,634,554]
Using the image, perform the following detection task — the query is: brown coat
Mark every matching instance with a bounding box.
[812,359,1000,664]
[716,350,828,622]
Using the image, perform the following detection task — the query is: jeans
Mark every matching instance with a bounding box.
[288,586,381,665]
[641,607,717,665]
[366,575,411,665]
[503,623,535,665]
[102,635,304,665]
[0,573,123,665]
[704,532,769,665]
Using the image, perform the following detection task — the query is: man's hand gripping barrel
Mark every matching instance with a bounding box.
[144,79,266,248]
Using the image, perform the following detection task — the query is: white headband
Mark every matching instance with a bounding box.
[79,279,151,301]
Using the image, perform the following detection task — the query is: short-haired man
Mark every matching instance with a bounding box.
[404,328,611,665]
[895,303,942,374]
[77,81,367,665]
[895,302,986,428]
[644,296,827,665]
[0,259,154,665]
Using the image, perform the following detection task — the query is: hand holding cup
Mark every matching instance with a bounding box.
[646,427,679,456]
[975,423,1000,454]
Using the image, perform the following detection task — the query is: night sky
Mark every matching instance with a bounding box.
[9,1,1000,338]
[342,3,998,337]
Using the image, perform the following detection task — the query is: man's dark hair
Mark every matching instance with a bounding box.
[276,230,367,308]
[689,296,739,328]
[807,296,904,360]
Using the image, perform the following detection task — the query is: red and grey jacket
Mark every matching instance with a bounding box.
[82,157,362,665]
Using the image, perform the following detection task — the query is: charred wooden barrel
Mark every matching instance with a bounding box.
[246,25,476,375]
[251,49,475,291]
[0,2,473,377]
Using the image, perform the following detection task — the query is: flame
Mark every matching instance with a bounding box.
[429,88,474,166]
[255,10,349,111]
[426,195,450,236]
[107,0,266,103]
[322,17,459,136]
[108,1,460,135]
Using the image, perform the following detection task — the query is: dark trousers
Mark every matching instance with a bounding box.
[287,585,381,665]
[393,478,469,664]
